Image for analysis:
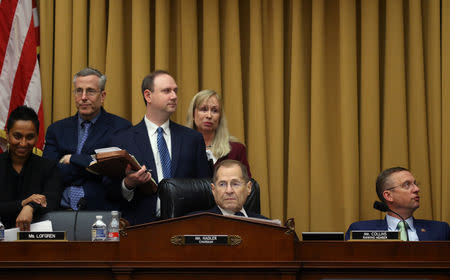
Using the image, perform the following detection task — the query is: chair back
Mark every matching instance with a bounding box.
[158,178,261,219]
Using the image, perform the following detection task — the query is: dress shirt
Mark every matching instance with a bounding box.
[386,214,419,241]
[217,205,248,217]
[77,112,100,146]
[121,117,172,215]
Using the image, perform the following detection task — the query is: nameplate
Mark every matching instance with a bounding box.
[18,231,66,241]
[351,230,399,240]
[171,235,241,246]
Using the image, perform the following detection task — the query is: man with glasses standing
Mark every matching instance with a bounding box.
[345,167,450,240]
[43,67,131,210]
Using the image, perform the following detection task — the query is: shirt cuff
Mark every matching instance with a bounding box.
[121,179,135,202]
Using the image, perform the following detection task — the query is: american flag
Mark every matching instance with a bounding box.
[0,0,43,153]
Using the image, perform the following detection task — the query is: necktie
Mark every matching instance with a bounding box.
[69,121,92,210]
[397,221,408,241]
[234,212,245,217]
[77,121,91,154]
[157,127,171,179]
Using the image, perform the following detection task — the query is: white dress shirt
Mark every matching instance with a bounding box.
[218,206,248,217]
[386,214,419,241]
[121,117,172,217]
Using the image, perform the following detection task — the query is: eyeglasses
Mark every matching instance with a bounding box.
[386,180,419,191]
[73,88,101,97]
[216,180,245,189]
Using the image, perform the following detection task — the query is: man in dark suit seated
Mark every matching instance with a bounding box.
[345,167,450,241]
[107,70,211,225]
[202,159,267,219]
[43,67,131,210]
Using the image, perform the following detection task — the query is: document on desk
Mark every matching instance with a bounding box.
[4,220,53,241]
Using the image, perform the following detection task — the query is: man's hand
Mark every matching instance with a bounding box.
[16,205,34,231]
[123,165,152,189]
[59,154,72,164]
[21,194,47,208]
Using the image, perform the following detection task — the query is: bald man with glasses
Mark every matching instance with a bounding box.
[345,167,450,241]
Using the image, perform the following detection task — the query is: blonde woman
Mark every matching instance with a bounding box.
[186,90,251,177]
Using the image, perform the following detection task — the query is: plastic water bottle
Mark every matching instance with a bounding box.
[0,219,4,241]
[107,211,120,241]
[91,215,107,241]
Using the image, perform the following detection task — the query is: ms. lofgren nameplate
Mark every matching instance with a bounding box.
[171,235,241,245]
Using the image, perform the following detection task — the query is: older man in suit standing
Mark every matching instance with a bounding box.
[109,70,211,225]
[345,167,450,241]
[43,68,131,210]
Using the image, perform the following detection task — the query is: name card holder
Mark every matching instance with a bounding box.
[18,231,67,241]
[350,230,400,241]
[171,235,242,246]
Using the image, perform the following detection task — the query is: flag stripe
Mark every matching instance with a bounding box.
[0,0,32,128]
[0,0,19,73]
[0,0,44,151]
[8,14,37,114]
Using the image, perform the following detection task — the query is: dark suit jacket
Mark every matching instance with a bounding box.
[108,119,211,225]
[43,108,131,210]
[345,218,450,241]
[216,142,252,177]
[0,153,63,228]
[202,205,269,219]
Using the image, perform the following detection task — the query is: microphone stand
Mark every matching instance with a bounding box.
[74,197,87,241]
[373,201,409,241]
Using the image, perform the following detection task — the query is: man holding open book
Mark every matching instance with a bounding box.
[107,70,211,225]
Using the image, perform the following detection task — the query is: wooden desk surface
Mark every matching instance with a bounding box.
[0,214,448,280]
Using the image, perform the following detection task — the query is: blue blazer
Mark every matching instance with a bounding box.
[43,108,131,210]
[200,205,269,220]
[345,218,450,241]
[108,119,212,225]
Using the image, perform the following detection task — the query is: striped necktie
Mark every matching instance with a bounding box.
[157,127,171,179]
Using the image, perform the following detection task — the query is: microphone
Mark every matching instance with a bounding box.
[373,201,390,212]
[73,197,87,240]
[373,201,409,241]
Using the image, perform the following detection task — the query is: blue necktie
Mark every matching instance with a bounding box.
[77,121,91,154]
[157,127,171,179]
[68,121,91,210]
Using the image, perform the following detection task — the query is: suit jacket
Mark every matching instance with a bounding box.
[0,153,63,228]
[216,142,252,177]
[202,205,269,219]
[43,108,131,210]
[345,218,450,241]
[108,119,212,225]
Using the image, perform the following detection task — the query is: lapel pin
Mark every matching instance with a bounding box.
[421,228,426,232]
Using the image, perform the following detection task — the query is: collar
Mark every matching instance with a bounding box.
[144,116,170,136]
[77,109,101,127]
[386,214,415,231]
[217,205,248,217]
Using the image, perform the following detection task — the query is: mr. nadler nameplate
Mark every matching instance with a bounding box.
[171,235,242,246]
[351,230,399,240]
[18,231,66,241]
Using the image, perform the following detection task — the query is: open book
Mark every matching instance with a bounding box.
[87,148,157,194]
